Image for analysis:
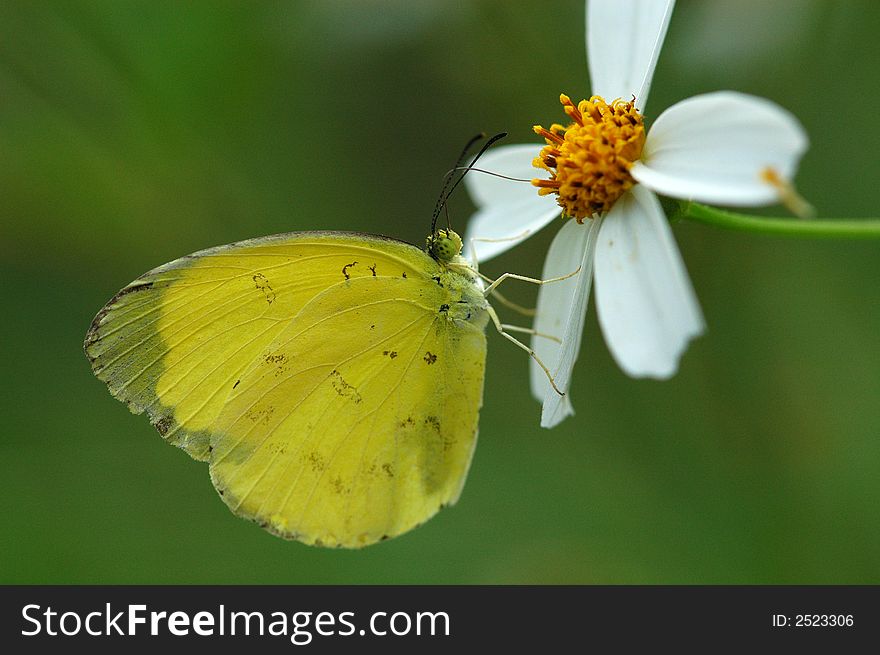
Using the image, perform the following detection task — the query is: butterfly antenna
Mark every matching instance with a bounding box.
[431,133,485,234]
[443,132,507,207]
[431,132,507,234]
[451,166,532,183]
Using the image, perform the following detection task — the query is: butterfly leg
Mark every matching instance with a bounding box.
[499,323,560,343]
[481,266,581,297]
[456,235,538,317]
[486,305,564,396]
[485,289,536,317]
[473,268,537,317]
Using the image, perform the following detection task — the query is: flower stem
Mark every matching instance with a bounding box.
[675,201,880,239]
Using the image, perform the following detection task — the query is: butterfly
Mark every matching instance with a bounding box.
[83,136,568,548]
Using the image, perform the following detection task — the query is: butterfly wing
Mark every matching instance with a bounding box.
[85,232,487,547]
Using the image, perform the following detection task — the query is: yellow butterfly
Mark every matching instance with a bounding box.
[84,138,569,548]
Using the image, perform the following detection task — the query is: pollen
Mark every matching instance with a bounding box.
[532,94,646,222]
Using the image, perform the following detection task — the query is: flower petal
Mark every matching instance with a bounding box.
[464,143,546,208]
[464,201,560,263]
[631,91,809,205]
[594,185,704,378]
[462,143,558,262]
[587,0,675,108]
[529,217,603,428]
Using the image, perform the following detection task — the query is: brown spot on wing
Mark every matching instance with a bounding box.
[153,415,174,436]
[329,369,362,404]
[252,273,276,304]
[264,352,289,377]
[244,405,275,425]
[267,442,287,455]
[308,451,326,472]
[330,476,351,495]
[342,261,358,280]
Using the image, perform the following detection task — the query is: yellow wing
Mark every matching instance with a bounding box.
[84,231,489,547]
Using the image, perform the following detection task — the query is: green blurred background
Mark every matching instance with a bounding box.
[2,0,878,584]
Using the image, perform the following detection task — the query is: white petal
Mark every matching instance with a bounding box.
[631,91,808,205]
[529,217,603,428]
[464,143,545,208]
[587,0,675,108]
[461,143,558,262]
[594,185,704,378]
[464,201,560,263]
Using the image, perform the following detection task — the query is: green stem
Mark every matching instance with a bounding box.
[675,202,880,239]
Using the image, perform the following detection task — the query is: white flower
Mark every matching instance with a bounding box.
[464,0,808,428]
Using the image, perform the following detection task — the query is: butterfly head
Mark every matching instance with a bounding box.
[426,229,463,263]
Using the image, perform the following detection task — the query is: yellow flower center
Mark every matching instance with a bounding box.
[532,94,646,222]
